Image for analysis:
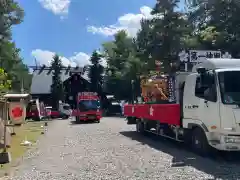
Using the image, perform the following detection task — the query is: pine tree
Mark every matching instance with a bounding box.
[50,54,64,109]
[150,0,189,73]
[88,50,104,94]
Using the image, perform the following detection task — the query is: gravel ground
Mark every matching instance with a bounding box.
[3,117,240,180]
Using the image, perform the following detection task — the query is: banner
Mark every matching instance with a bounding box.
[9,102,26,125]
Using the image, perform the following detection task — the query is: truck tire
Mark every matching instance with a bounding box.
[191,127,210,156]
[76,116,80,123]
[63,115,69,119]
[127,117,136,124]
[136,120,140,132]
[136,120,145,134]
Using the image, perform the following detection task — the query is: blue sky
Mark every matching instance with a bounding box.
[13,0,183,67]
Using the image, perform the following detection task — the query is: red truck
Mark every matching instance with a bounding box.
[72,92,102,123]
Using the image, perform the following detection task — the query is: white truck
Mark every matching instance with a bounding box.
[125,57,240,156]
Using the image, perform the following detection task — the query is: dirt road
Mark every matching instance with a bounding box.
[4,117,240,180]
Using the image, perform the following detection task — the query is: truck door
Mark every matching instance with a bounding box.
[183,74,201,120]
[197,72,221,131]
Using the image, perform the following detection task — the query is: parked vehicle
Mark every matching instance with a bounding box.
[105,95,122,116]
[72,92,102,123]
[26,99,46,121]
[50,109,60,119]
[59,103,72,119]
[45,106,52,119]
[124,56,240,156]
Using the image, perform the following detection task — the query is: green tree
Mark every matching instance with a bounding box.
[0,0,24,41]
[134,19,154,74]
[186,0,240,56]
[149,0,190,73]
[88,50,104,94]
[0,68,11,95]
[102,0,240,101]
[0,0,31,93]
[103,31,142,100]
[50,54,64,109]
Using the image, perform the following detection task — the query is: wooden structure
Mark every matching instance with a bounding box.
[63,73,90,109]
[0,100,11,149]
[3,94,31,125]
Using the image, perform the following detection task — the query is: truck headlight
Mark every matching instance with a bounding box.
[224,136,237,143]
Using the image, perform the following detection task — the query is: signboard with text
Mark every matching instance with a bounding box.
[78,92,99,101]
[179,50,232,72]
[189,50,221,63]
[9,102,26,125]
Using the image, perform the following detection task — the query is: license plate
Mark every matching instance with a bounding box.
[88,116,95,119]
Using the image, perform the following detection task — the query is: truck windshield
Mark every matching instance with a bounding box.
[218,71,240,104]
[78,100,100,111]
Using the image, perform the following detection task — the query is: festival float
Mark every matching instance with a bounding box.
[124,50,240,155]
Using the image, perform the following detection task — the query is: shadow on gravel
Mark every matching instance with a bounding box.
[69,120,98,125]
[120,131,240,180]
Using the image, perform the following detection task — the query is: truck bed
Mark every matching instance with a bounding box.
[124,103,181,126]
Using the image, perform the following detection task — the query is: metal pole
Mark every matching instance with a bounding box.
[131,80,134,104]
[3,99,7,152]
[21,78,24,94]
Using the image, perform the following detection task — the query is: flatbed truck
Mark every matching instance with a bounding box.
[124,58,240,156]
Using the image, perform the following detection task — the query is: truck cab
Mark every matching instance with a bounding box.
[182,58,240,151]
[74,92,102,123]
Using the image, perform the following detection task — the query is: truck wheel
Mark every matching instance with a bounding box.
[191,127,210,156]
[33,116,40,121]
[76,117,80,123]
[136,120,145,134]
[64,115,69,119]
[127,117,136,124]
[136,120,141,132]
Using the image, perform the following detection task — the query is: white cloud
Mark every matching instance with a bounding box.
[31,49,107,67]
[38,0,71,17]
[87,6,154,37]
[31,49,90,67]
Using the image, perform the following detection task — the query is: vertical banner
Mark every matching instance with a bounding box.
[168,76,176,102]
[9,102,26,125]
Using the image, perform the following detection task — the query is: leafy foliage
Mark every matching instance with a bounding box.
[0,0,24,41]
[0,68,11,94]
[100,0,240,100]
[102,0,190,100]
[0,0,31,95]
[187,0,240,56]
[102,31,142,100]
[88,50,104,94]
[50,54,64,109]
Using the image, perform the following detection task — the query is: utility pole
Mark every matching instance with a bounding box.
[20,78,24,94]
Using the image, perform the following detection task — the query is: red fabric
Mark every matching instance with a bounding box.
[124,103,180,126]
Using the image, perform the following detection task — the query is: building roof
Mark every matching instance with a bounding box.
[30,68,89,94]
[192,58,240,72]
